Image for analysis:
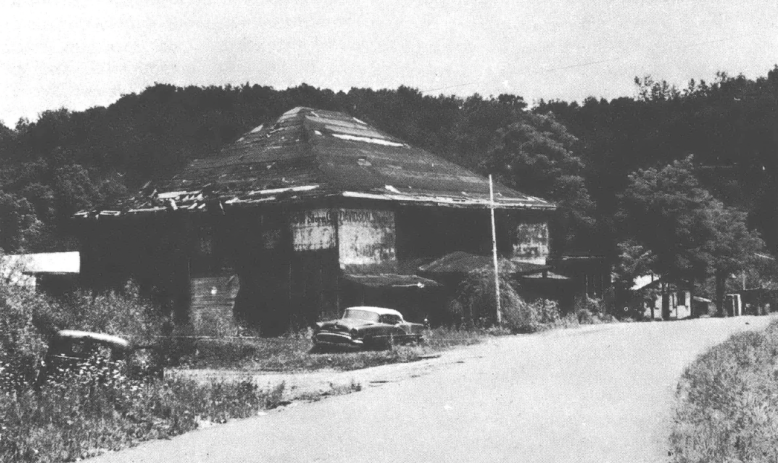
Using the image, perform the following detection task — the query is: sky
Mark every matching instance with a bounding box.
[1,0,777,126]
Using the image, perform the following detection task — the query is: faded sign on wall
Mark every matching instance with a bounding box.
[290,209,336,251]
[338,209,396,267]
[512,221,549,265]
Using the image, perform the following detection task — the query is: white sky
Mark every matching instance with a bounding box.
[1,0,777,126]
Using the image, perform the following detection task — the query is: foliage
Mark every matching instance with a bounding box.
[484,112,597,251]
[449,263,525,327]
[0,285,48,393]
[613,240,656,284]
[52,282,165,345]
[0,280,165,393]
[0,361,285,463]
[2,66,778,263]
[502,298,562,333]
[617,156,765,311]
[669,320,778,462]
[0,192,43,253]
[181,327,481,372]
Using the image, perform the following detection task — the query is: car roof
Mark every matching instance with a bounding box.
[345,306,404,317]
[55,330,131,348]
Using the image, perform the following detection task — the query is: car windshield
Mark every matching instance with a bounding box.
[343,309,380,322]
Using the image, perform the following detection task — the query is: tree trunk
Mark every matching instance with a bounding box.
[715,270,727,317]
[661,282,670,320]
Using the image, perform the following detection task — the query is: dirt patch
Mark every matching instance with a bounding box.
[168,343,485,402]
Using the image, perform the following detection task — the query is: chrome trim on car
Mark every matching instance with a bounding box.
[313,331,364,346]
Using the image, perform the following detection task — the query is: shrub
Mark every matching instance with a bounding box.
[576,295,604,315]
[576,309,594,324]
[0,279,167,394]
[0,363,285,462]
[0,285,47,393]
[449,266,569,333]
[449,265,524,327]
[53,281,165,345]
[503,298,562,333]
[669,320,778,462]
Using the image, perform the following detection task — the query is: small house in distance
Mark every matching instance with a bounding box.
[0,252,80,294]
[74,107,556,335]
[622,274,691,320]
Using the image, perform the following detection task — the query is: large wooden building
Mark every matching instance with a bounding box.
[74,107,556,334]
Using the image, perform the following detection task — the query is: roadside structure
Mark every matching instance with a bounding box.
[623,273,691,320]
[0,251,80,294]
[73,107,556,334]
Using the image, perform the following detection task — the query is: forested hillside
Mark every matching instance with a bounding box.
[2,67,777,296]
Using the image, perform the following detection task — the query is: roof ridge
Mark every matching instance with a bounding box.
[76,106,556,216]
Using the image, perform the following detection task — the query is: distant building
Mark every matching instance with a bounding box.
[73,107,556,334]
[623,274,691,320]
[0,252,80,294]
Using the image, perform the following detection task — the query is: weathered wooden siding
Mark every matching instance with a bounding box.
[190,275,240,335]
[512,220,549,264]
[338,209,396,268]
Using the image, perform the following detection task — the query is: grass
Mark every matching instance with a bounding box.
[0,360,287,462]
[179,327,484,373]
[669,318,778,462]
[179,311,614,374]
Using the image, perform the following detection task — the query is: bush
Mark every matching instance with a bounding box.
[0,279,170,398]
[575,295,604,315]
[503,298,562,333]
[449,266,569,333]
[449,264,524,326]
[669,320,778,462]
[0,285,47,393]
[576,308,594,324]
[52,282,165,345]
[0,370,285,462]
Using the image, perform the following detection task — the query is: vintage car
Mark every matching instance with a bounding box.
[313,306,426,350]
[35,330,159,386]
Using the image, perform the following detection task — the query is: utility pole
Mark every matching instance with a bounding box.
[489,175,502,325]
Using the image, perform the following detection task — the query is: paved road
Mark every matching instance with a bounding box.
[94,316,773,463]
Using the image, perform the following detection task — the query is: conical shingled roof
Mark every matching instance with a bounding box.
[86,107,555,215]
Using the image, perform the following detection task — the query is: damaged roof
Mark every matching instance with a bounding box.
[77,107,554,217]
[342,274,441,289]
[418,251,549,275]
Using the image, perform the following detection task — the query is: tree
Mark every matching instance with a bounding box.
[484,112,597,253]
[702,204,765,315]
[618,157,713,284]
[618,156,765,314]
[0,192,42,253]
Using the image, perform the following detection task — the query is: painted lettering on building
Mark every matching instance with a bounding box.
[338,209,396,267]
[512,221,549,265]
[290,209,336,251]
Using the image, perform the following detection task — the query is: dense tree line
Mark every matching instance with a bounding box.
[2,66,778,300]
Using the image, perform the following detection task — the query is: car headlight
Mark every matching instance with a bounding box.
[350,328,360,338]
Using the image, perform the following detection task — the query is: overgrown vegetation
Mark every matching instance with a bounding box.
[0,283,288,462]
[181,327,482,372]
[669,319,778,462]
[0,364,285,462]
[0,280,164,393]
[449,265,613,333]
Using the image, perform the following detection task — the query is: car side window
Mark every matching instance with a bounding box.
[381,314,402,324]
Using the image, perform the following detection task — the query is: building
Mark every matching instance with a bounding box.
[74,107,556,334]
[0,252,80,294]
[623,274,691,320]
